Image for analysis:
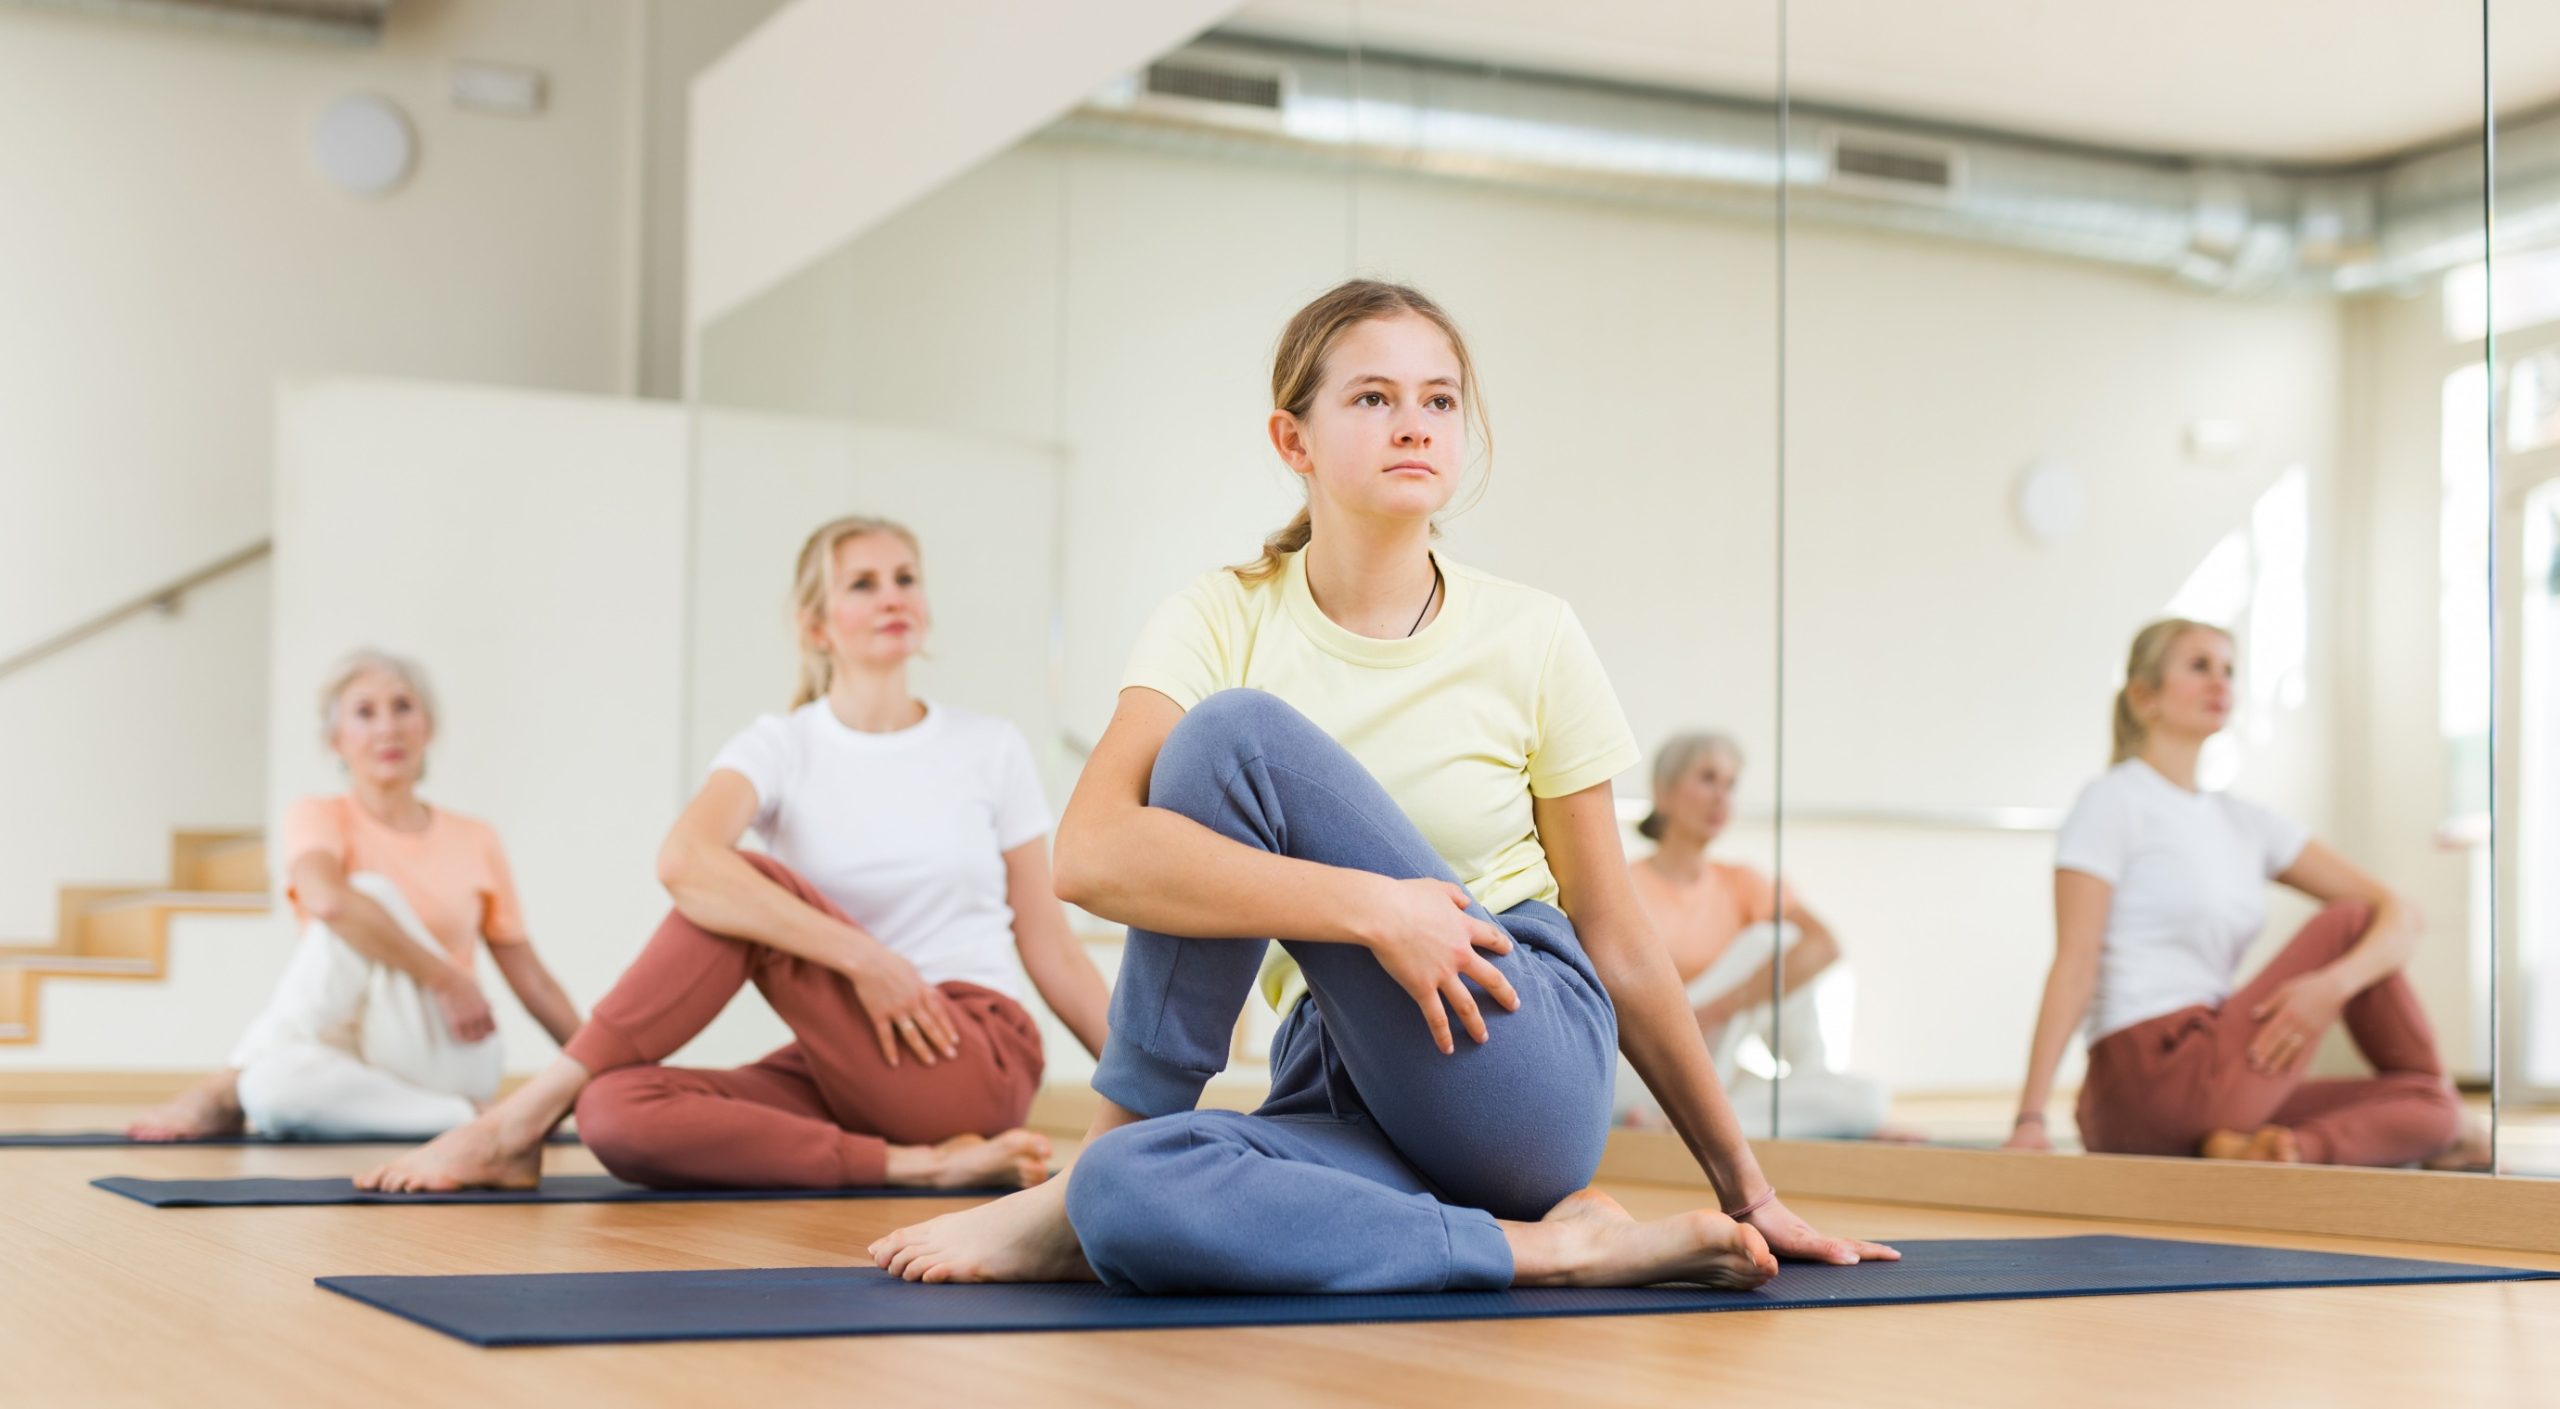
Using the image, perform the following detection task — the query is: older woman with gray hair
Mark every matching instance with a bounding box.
[1623,731,1895,1140]
[128,650,580,1141]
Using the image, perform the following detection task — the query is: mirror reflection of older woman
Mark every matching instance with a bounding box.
[1625,732,1896,1141]
[128,650,580,1141]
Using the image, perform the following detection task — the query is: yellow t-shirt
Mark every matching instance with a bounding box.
[1121,548,1640,1009]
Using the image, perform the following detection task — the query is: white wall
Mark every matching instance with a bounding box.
[0,0,797,949]
[0,0,645,941]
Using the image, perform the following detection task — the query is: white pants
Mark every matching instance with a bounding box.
[1616,922,1891,1140]
[230,872,502,1139]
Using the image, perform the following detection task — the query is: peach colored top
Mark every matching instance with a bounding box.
[279,794,527,971]
[1629,858,1788,984]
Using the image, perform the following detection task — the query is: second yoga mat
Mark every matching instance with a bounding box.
[317,1235,2557,1347]
[1,1130,580,1149]
[95,1173,1012,1207]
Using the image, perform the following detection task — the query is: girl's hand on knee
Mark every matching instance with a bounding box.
[2248,972,2346,1074]
[1356,878,1522,1055]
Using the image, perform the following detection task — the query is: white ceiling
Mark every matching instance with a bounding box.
[1229,0,2560,162]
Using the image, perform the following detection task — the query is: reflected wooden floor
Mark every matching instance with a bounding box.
[8,1101,2559,1407]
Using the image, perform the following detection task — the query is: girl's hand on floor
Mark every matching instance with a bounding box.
[1744,1196,1901,1266]
[1357,877,1521,1055]
[2248,972,2347,1073]
[845,942,963,1067]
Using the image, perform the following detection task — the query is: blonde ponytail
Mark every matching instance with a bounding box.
[2110,617,2231,764]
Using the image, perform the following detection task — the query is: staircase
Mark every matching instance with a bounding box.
[0,831,271,1045]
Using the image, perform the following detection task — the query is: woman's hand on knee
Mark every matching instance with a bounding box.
[843,942,963,1067]
[2248,971,2347,1074]
[431,971,497,1043]
[1353,878,1522,1055]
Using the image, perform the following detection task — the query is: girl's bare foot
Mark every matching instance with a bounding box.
[127,1073,245,1141]
[869,1174,1095,1283]
[1505,1188,1781,1289]
[886,1130,1054,1190]
[2199,1125,2300,1162]
[355,1112,545,1192]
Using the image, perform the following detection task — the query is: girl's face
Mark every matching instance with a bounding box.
[331,669,432,789]
[1271,313,1467,529]
[1662,746,1741,844]
[2142,629,2236,740]
[813,532,929,672]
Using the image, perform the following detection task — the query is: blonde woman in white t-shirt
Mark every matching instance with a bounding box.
[869,279,1896,1294]
[2006,618,2474,1167]
[361,518,1110,1193]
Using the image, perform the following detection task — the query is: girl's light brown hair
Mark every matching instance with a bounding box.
[2111,617,2233,764]
[790,516,924,707]
[1234,279,1494,583]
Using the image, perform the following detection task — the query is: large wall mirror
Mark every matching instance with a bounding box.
[1773,1,2506,1177]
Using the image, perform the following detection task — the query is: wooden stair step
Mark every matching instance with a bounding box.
[4,831,275,1045]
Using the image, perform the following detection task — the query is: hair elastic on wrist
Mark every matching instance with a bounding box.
[1723,1186,1779,1220]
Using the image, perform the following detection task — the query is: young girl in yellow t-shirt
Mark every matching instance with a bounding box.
[870,279,1897,1293]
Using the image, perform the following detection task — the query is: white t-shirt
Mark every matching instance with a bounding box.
[2055,758,2311,1042]
[709,698,1051,1002]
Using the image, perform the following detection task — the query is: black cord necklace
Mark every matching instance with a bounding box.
[1405,558,1443,637]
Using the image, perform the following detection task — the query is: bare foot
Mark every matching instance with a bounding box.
[1506,1188,1781,1289]
[869,1173,1095,1283]
[889,1130,1052,1190]
[2200,1125,2301,1162]
[127,1074,244,1141]
[355,1112,544,1192]
[2424,1117,2494,1172]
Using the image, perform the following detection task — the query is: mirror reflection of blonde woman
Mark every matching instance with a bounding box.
[2009,619,2484,1168]
[1625,732,1894,1141]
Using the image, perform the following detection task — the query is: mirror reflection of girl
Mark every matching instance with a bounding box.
[1625,732,1900,1141]
[360,520,1108,1193]
[130,652,581,1142]
[2009,619,2487,1168]
[868,280,1896,1293]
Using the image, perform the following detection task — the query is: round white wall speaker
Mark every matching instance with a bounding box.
[313,94,415,197]
[2014,458,2086,546]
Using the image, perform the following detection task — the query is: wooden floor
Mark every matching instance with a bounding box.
[9,1102,2560,1408]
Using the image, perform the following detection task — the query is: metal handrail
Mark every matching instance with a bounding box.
[0,538,272,684]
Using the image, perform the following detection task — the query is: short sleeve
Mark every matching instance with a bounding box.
[990,722,1054,852]
[2233,798,2312,880]
[707,713,800,832]
[1526,603,1641,799]
[277,796,349,918]
[1121,578,1232,710]
[477,825,529,945]
[2054,777,2133,883]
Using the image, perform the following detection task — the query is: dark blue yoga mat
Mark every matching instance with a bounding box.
[2,1129,579,1149]
[95,1173,1010,1207]
[316,1235,2557,1347]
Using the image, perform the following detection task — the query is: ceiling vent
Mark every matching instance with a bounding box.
[1139,56,1290,127]
[1826,131,1962,200]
